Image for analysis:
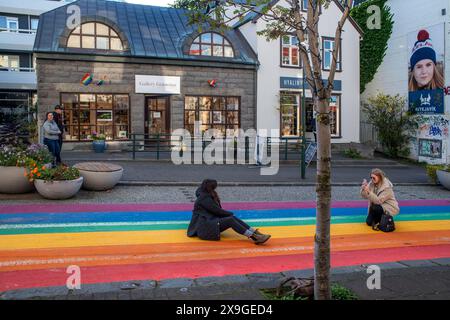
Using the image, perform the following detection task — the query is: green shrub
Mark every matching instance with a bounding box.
[363,93,418,158]
[343,148,363,159]
[426,164,446,184]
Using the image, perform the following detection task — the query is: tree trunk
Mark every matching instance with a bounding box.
[314,96,332,300]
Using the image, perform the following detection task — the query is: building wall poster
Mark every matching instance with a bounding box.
[407,24,445,114]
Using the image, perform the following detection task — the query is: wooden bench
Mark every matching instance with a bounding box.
[74,162,123,191]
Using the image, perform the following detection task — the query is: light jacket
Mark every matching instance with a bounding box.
[43,120,61,140]
[360,178,400,216]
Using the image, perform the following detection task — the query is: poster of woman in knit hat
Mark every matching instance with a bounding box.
[408,24,445,114]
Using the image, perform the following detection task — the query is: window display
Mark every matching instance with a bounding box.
[61,93,129,141]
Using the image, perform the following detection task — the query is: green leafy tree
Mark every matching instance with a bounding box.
[184,0,356,299]
[363,93,418,158]
[351,0,394,93]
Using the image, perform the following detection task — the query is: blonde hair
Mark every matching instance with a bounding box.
[408,62,445,91]
[371,168,386,186]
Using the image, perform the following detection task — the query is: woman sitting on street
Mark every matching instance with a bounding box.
[360,168,399,232]
[187,179,271,244]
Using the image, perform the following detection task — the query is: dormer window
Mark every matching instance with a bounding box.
[189,33,234,58]
[67,22,123,51]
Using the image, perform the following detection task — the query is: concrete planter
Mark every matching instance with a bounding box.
[0,166,34,194]
[436,170,450,190]
[34,177,83,200]
[78,168,123,191]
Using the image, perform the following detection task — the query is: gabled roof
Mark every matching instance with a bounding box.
[230,0,364,36]
[33,0,258,65]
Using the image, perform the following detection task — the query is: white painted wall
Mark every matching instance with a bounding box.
[362,0,450,164]
[0,0,67,16]
[238,0,361,143]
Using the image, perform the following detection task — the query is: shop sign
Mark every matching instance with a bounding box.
[135,75,181,94]
[280,77,342,91]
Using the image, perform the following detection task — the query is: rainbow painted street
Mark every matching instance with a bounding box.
[1,200,450,292]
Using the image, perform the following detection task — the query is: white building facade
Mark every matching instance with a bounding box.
[362,0,450,164]
[234,0,362,143]
[0,0,70,119]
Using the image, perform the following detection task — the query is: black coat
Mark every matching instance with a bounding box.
[187,188,233,240]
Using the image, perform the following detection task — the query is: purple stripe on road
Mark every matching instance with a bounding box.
[0,200,449,214]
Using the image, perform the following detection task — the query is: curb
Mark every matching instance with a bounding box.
[117,181,436,187]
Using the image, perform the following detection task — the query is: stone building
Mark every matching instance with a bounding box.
[34,0,258,150]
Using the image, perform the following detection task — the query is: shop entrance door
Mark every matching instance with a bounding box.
[145,96,170,135]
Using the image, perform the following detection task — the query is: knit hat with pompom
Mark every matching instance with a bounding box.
[410,29,436,70]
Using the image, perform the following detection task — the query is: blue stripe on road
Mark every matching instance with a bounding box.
[0,206,449,225]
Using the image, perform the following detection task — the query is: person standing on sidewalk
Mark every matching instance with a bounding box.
[360,168,399,232]
[52,105,64,153]
[42,112,61,166]
[187,179,271,244]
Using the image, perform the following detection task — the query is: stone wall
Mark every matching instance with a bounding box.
[36,56,257,150]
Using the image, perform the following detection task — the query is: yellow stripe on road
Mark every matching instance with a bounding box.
[1,220,450,251]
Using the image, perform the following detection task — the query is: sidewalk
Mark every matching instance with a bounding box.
[61,151,430,185]
[2,259,449,300]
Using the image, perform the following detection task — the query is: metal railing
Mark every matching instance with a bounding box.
[0,27,37,34]
[0,67,35,72]
[129,134,310,161]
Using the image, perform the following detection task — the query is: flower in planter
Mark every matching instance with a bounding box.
[92,131,106,141]
[0,143,53,167]
[26,163,80,182]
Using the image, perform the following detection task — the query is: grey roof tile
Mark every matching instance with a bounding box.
[34,0,258,65]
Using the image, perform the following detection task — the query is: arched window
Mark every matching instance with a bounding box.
[189,33,234,58]
[67,22,123,51]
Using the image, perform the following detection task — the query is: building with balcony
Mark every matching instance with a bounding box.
[0,0,70,123]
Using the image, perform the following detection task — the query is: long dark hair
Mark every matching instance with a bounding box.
[200,179,221,205]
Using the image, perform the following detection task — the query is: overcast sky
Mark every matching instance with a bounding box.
[125,0,173,7]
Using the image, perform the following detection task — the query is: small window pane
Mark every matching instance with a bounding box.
[67,35,80,48]
[200,111,210,124]
[224,39,231,46]
[189,44,200,55]
[185,97,197,110]
[82,23,95,35]
[110,38,123,50]
[213,97,225,110]
[193,36,200,43]
[201,45,211,56]
[96,37,109,50]
[97,94,113,109]
[96,23,109,36]
[110,29,118,37]
[213,45,223,57]
[282,36,290,45]
[72,26,81,34]
[224,46,233,57]
[213,33,223,44]
[199,97,212,110]
[185,111,195,124]
[82,36,95,49]
[226,97,239,110]
[226,111,239,124]
[291,47,299,66]
[31,19,39,30]
[324,40,332,50]
[201,33,211,43]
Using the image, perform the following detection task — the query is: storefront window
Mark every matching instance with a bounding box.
[184,96,240,136]
[280,92,299,137]
[0,92,30,124]
[330,95,341,137]
[61,93,129,141]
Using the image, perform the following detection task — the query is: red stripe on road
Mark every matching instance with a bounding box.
[1,244,449,292]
